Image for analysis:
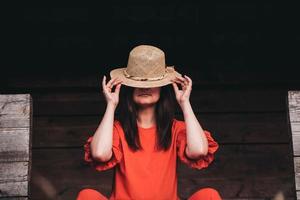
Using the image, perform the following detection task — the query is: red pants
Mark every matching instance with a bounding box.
[77,187,222,200]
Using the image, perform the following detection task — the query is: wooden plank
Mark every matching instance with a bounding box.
[288,91,300,155]
[0,128,30,162]
[0,94,32,198]
[288,91,300,122]
[0,162,29,182]
[0,114,30,128]
[287,91,300,199]
[0,181,28,197]
[178,178,294,200]
[31,89,287,116]
[30,144,294,199]
[0,95,30,102]
[293,133,300,156]
[295,157,300,191]
[0,95,31,116]
[176,144,293,178]
[32,112,289,148]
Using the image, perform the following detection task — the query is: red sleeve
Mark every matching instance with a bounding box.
[84,121,123,171]
[175,120,219,170]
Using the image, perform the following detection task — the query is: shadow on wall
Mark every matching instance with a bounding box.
[32,170,62,200]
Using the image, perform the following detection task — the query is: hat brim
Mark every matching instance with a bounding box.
[110,66,182,88]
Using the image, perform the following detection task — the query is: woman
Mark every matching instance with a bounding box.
[77,45,222,200]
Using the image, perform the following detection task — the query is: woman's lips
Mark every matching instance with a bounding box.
[139,94,151,96]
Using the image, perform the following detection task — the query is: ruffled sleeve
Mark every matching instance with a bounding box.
[84,120,123,171]
[175,120,219,170]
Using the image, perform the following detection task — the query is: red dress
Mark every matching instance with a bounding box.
[84,118,219,200]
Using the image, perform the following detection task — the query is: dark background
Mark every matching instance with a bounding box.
[2,2,300,85]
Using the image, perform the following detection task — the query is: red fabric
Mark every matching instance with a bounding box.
[76,187,222,200]
[83,119,220,200]
[176,121,219,170]
[77,189,108,200]
[188,187,222,200]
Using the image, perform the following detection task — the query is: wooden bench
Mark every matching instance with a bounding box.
[287,91,300,200]
[0,94,32,199]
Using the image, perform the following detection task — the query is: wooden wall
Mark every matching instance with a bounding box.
[1,75,297,199]
[287,91,300,200]
[0,94,32,199]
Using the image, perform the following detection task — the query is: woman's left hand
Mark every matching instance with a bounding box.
[171,75,192,107]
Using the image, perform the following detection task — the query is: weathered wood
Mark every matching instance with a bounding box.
[0,94,32,198]
[0,162,29,182]
[32,113,289,148]
[0,128,30,162]
[0,181,28,197]
[30,144,294,199]
[0,95,31,116]
[288,91,300,156]
[295,157,300,191]
[0,95,30,102]
[31,89,287,116]
[0,114,30,128]
[287,91,300,199]
[0,162,29,198]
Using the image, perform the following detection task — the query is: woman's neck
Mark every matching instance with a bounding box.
[137,105,156,128]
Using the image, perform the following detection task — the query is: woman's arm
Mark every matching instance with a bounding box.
[172,75,208,159]
[90,76,122,162]
[90,103,116,162]
[180,101,208,159]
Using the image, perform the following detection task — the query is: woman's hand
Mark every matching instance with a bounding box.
[102,75,123,109]
[171,75,192,107]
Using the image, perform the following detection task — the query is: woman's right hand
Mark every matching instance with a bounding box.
[102,75,123,108]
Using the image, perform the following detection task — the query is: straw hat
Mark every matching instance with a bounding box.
[110,45,182,88]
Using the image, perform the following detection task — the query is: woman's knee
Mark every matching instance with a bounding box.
[76,188,108,200]
[188,187,222,200]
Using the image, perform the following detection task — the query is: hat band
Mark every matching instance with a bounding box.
[123,69,167,81]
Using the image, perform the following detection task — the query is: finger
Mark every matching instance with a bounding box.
[184,76,192,91]
[182,76,189,85]
[184,75,192,86]
[114,82,122,94]
[110,80,122,92]
[173,77,185,84]
[107,79,121,93]
[112,79,123,90]
[102,75,106,87]
[107,77,119,88]
[172,81,185,91]
[173,79,185,88]
[176,76,186,81]
[112,79,122,87]
[102,75,108,92]
[172,82,179,93]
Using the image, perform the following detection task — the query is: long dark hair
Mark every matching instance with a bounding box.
[116,84,176,152]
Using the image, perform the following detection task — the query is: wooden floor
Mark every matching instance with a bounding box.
[1,74,298,200]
